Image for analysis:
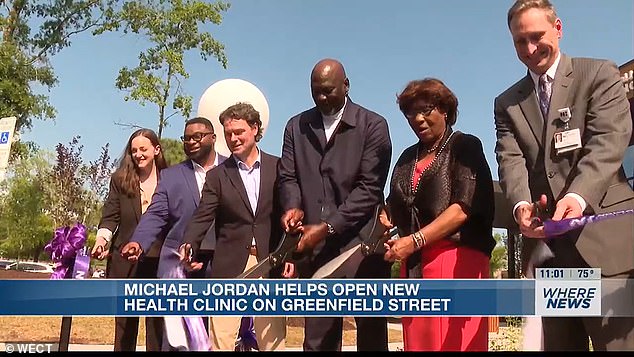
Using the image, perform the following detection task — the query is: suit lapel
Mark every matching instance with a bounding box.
[182,161,201,207]
[132,194,141,223]
[224,157,254,216]
[544,55,574,155]
[307,109,327,152]
[255,153,274,218]
[517,75,545,147]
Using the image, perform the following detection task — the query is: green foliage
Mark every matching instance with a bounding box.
[0,152,54,261]
[391,260,401,278]
[490,232,508,277]
[0,137,113,260]
[98,0,230,138]
[160,137,186,166]
[0,0,117,132]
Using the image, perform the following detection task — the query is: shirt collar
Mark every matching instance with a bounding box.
[321,96,347,123]
[191,151,221,173]
[233,147,261,170]
[191,160,206,173]
[529,51,561,86]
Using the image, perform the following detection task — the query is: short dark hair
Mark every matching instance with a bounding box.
[185,117,214,133]
[397,78,459,127]
[507,0,558,28]
[218,102,263,142]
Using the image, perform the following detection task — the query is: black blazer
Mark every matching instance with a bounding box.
[278,99,392,272]
[99,177,163,277]
[183,151,283,278]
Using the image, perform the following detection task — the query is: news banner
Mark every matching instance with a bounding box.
[2,268,632,317]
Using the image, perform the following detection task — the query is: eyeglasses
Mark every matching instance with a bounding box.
[180,132,214,143]
[404,106,435,120]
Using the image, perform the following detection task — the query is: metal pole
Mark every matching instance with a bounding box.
[58,316,73,351]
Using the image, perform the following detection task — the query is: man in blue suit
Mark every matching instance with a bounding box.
[122,117,226,276]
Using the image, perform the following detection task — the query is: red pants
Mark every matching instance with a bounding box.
[400,240,489,351]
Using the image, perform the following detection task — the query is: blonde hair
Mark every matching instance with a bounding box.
[507,0,558,27]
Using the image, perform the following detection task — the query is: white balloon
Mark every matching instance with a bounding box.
[196,79,270,157]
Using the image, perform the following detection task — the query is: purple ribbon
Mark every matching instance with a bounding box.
[44,223,87,279]
[543,209,634,237]
[71,249,91,280]
[166,266,211,351]
[235,317,259,351]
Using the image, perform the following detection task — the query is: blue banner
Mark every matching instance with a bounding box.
[0,279,535,316]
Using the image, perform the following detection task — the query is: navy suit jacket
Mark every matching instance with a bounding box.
[131,160,202,278]
[278,99,392,274]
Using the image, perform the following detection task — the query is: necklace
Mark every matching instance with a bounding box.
[410,131,455,193]
[425,141,440,154]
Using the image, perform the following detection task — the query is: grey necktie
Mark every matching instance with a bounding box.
[538,73,552,119]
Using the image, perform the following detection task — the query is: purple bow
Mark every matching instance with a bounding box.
[543,209,634,237]
[44,223,87,279]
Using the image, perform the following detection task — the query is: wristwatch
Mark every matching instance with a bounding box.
[325,222,336,235]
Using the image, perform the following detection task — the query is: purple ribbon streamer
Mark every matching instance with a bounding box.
[72,250,91,280]
[235,317,259,351]
[44,223,87,279]
[543,209,634,237]
[166,266,211,351]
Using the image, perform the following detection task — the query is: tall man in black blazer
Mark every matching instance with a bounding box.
[495,0,634,351]
[181,102,289,351]
[278,58,393,351]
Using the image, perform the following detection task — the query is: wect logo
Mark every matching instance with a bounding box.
[4,342,56,353]
[535,280,602,316]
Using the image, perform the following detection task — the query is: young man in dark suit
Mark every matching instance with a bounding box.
[181,102,291,351]
[278,58,393,351]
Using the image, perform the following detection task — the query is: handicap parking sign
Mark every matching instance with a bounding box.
[0,132,9,145]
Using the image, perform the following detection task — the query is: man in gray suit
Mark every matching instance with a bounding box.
[495,0,634,351]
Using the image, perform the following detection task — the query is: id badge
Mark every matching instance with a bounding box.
[554,128,582,154]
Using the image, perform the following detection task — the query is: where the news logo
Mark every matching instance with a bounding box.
[2,342,58,353]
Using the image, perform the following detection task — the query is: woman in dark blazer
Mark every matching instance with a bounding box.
[382,78,496,351]
[91,128,168,351]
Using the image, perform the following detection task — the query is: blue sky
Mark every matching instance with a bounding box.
[21,0,634,181]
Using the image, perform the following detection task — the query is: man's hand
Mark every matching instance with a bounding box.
[384,235,416,262]
[178,243,203,272]
[282,262,297,278]
[296,222,328,253]
[552,196,583,221]
[515,194,547,239]
[121,242,143,262]
[378,209,394,238]
[91,236,110,260]
[281,208,304,233]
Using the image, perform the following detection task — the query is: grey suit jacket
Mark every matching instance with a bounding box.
[494,54,634,276]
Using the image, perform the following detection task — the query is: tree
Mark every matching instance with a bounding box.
[160,137,186,166]
[490,232,508,277]
[0,152,54,261]
[99,0,230,138]
[0,137,113,260]
[1,0,117,133]
[44,136,113,228]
